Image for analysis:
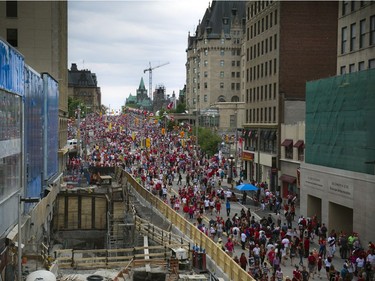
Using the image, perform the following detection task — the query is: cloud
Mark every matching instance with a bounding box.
[68,0,209,110]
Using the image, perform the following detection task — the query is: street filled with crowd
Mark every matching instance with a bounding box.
[66,110,375,281]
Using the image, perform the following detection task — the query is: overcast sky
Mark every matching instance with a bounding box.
[68,0,210,111]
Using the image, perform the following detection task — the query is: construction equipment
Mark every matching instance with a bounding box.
[144,62,169,99]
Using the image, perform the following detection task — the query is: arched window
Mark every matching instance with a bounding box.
[217,95,226,102]
[231,96,240,102]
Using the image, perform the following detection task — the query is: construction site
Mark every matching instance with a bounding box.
[15,167,237,281]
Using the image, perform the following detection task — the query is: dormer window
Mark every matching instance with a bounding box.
[223,17,229,25]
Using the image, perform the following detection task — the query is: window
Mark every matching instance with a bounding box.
[350,23,356,51]
[273,106,276,123]
[265,38,268,54]
[351,1,355,11]
[341,27,348,54]
[220,71,224,78]
[265,107,268,122]
[269,107,272,122]
[274,9,278,25]
[273,83,277,100]
[204,95,208,102]
[342,1,349,16]
[340,66,346,74]
[236,72,240,78]
[220,49,225,56]
[236,83,240,90]
[269,84,272,100]
[349,63,355,73]
[360,19,366,48]
[204,49,208,56]
[6,28,18,47]
[237,61,240,67]
[204,60,208,67]
[270,36,273,52]
[261,108,263,122]
[371,16,375,46]
[204,82,208,89]
[221,38,225,44]
[204,71,208,77]
[274,34,277,50]
[6,1,17,17]
[220,82,224,89]
[369,59,375,69]
[274,58,277,74]
[261,41,264,55]
[358,61,365,71]
[231,83,235,90]
[220,60,224,67]
[204,39,208,44]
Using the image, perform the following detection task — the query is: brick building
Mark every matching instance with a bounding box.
[241,1,338,190]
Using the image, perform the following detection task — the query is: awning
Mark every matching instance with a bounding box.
[293,140,304,148]
[281,139,293,147]
[279,174,297,184]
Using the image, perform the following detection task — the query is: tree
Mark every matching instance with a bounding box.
[68,96,81,118]
[196,127,221,157]
[175,102,186,113]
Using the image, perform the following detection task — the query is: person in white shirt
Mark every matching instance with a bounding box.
[241,232,247,250]
[327,234,336,257]
[253,244,261,262]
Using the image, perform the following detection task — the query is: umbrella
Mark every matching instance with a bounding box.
[235,183,259,191]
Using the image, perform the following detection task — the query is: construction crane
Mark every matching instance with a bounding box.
[144,62,169,99]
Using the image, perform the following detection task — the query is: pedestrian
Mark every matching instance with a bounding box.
[240,252,248,271]
[301,266,309,281]
[276,267,283,281]
[225,237,235,257]
[317,256,323,279]
[298,242,304,266]
[307,251,316,279]
[226,199,231,216]
[241,231,247,250]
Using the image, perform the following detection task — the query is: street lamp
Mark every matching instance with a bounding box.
[227,154,235,185]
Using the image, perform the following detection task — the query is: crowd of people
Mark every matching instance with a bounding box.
[66,110,374,281]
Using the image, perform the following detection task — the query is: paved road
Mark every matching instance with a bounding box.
[162,172,345,280]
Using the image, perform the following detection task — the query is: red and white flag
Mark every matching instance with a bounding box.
[167,102,173,110]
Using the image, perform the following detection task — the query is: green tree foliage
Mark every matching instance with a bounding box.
[196,127,221,157]
[68,96,81,118]
[175,102,186,113]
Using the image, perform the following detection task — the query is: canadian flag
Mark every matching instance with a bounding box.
[167,102,173,110]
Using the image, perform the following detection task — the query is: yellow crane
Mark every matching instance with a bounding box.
[143,62,169,99]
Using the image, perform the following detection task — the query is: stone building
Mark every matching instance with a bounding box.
[68,63,102,113]
[185,1,246,126]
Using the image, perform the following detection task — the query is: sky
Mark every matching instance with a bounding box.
[68,0,210,112]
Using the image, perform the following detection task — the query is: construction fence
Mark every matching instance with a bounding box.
[116,167,255,281]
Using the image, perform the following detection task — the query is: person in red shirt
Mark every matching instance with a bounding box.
[240,252,248,271]
[293,265,302,281]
